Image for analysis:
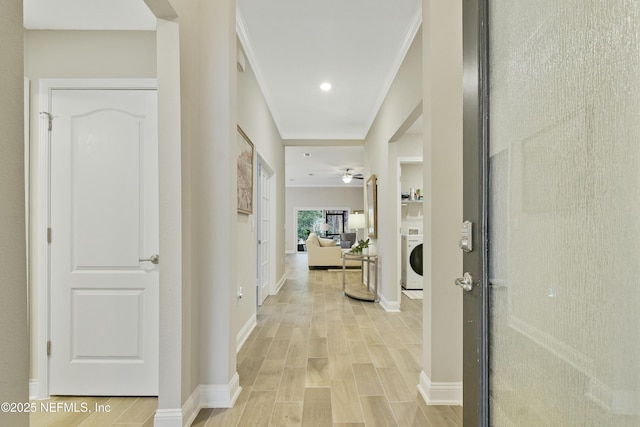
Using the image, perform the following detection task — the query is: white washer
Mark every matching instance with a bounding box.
[401,234,423,290]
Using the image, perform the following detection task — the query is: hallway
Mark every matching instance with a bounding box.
[193,254,461,426]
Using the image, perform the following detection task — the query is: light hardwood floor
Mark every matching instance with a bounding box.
[193,254,462,427]
[29,396,156,426]
[31,253,461,427]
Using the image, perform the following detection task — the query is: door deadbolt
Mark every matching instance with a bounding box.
[459,220,473,252]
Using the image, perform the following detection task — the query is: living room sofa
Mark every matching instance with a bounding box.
[305,232,360,269]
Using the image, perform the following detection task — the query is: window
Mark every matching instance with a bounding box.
[324,210,348,238]
[296,209,350,251]
[296,210,323,242]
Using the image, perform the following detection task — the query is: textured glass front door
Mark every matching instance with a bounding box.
[487,1,640,425]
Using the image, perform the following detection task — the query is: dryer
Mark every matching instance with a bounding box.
[401,234,423,290]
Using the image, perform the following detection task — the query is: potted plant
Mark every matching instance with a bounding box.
[350,238,370,254]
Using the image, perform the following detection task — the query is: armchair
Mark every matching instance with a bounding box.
[339,233,356,249]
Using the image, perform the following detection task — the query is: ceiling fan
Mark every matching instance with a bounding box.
[341,168,364,184]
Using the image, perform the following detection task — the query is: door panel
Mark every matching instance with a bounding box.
[50,89,158,396]
[257,161,271,305]
[71,109,143,269]
[72,290,143,358]
[463,0,640,424]
[488,1,640,425]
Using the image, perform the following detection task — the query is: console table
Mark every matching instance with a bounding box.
[342,252,378,302]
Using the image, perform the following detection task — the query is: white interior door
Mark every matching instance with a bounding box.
[49,88,159,396]
[257,161,271,306]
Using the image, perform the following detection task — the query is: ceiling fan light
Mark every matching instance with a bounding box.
[342,173,353,183]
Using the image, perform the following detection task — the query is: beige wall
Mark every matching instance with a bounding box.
[23,29,157,386]
[285,187,365,252]
[160,0,285,416]
[237,42,286,345]
[0,0,28,425]
[398,133,423,158]
[154,13,183,414]
[168,0,241,411]
[421,0,463,394]
[183,0,233,392]
[363,0,464,401]
[364,26,423,308]
[24,30,156,78]
[401,163,423,196]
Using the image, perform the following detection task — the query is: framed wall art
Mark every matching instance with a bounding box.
[237,126,254,215]
[366,174,377,238]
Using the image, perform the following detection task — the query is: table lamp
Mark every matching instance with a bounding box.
[348,213,365,242]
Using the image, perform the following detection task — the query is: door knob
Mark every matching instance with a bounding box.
[139,254,160,265]
[455,272,474,292]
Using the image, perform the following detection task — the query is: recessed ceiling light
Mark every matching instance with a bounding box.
[320,82,332,92]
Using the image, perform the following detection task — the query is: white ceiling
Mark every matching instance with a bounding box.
[23,0,422,187]
[237,0,421,140]
[286,146,364,188]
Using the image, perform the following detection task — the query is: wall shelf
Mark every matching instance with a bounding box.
[401,200,423,207]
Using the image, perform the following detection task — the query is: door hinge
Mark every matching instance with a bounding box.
[40,112,53,131]
[47,228,52,244]
[47,340,51,357]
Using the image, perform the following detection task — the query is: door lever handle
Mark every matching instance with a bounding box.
[139,254,160,265]
[455,272,474,292]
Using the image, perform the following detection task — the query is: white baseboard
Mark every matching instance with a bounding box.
[153,409,184,427]
[236,314,257,353]
[378,293,400,312]
[417,371,463,405]
[273,273,287,294]
[182,387,199,426]
[29,379,40,400]
[200,373,242,408]
[179,373,242,427]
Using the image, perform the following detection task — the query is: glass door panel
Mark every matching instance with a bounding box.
[325,210,348,238]
[296,210,322,251]
[488,1,640,425]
